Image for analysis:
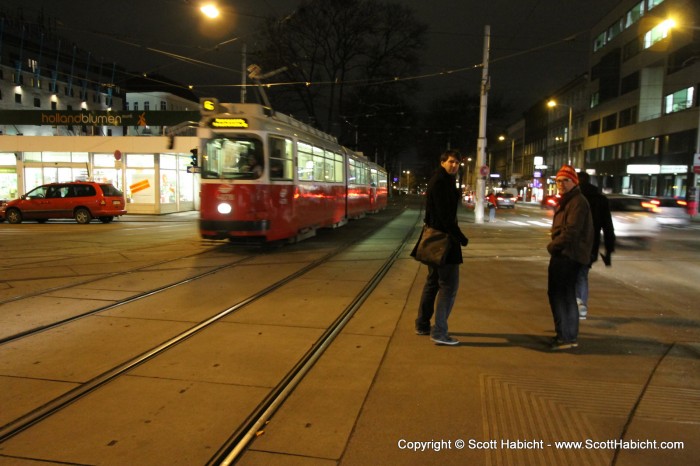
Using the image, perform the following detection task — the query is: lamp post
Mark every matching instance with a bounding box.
[498,135,515,186]
[466,157,472,192]
[403,170,411,194]
[547,100,573,166]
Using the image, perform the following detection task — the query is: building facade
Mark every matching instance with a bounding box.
[583,0,700,201]
[0,8,200,213]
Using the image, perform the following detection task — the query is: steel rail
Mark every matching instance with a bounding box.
[0,210,409,445]
[209,214,420,466]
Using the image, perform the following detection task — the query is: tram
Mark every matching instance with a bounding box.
[197,99,388,243]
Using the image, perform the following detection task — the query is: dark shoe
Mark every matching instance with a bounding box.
[431,335,460,346]
[415,328,430,335]
[551,340,578,350]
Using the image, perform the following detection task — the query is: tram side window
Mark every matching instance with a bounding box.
[269,136,293,180]
[313,146,325,181]
[297,141,314,181]
[348,159,356,184]
[334,153,344,182]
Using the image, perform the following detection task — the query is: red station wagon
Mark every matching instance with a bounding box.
[0,182,127,224]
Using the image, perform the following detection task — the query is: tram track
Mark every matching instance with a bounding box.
[0,251,257,345]
[0,207,419,465]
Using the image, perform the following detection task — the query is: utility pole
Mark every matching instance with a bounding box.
[474,25,490,224]
[241,44,247,103]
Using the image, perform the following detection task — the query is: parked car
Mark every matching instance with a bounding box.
[649,197,690,226]
[607,194,659,248]
[0,182,126,224]
[496,192,516,209]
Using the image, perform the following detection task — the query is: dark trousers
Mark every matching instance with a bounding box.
[547,255,582,343]
[416,263,460,338]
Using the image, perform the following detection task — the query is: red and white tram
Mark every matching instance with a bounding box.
[197,100,388,243]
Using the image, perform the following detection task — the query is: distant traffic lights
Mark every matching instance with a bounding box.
[190,148,198,167]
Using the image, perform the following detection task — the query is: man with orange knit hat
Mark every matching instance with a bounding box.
[546,165,593,350]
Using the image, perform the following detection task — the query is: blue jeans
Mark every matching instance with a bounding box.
[489,207,496,222]
[548,255,582,343]
[416,264,460,339]
[575,265,590,308]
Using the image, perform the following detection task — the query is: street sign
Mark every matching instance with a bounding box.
[693,153,700,174]
[187,166,201,174]
[479,165,490,177]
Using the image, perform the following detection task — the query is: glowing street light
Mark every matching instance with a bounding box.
[498,135,515,185]
[200,4,220,19]
[547,100,573,166]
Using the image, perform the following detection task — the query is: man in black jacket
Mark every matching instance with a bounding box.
[412,150,469,345]
[575,172,615,320]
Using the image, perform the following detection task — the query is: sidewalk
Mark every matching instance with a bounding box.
[240,206,700,466]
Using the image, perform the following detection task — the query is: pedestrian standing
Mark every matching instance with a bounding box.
[412,150,469,346]
[487,191,498,222]
[546,165,593,350]
[575,171,615,320]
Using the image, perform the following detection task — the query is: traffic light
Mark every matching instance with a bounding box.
[190,148,198,167]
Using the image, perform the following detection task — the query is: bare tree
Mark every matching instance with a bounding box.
[255,0,426,146]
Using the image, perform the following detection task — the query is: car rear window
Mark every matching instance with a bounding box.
[72,184,97,197]
[99,184,123,197]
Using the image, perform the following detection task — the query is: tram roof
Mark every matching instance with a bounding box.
[213,103,338,145]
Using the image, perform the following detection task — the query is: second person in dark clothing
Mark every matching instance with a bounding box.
[575,171,615,319]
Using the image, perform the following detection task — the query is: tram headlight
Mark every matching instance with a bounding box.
[217,203,232,215]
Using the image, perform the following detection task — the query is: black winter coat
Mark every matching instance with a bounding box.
[579,181,615,263]
[413,166,468,264]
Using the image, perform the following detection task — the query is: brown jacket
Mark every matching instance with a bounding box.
[547,186,594,265]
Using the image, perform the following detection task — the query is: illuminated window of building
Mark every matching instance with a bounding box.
[643,22,671,49]
[664,87,694,114]
[647,0,664,11]
[626,2,644,28]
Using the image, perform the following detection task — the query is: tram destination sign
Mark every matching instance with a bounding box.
[0,110,201,127]
[210,118,249,129]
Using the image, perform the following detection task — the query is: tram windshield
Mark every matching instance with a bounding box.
[202,136,264,180]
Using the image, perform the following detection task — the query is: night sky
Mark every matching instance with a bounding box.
[2,0,618,121]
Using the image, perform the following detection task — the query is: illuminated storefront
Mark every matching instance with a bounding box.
[0,136,199,214]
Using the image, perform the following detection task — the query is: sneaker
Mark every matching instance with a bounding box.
[551,340,578,350]
[431,335,460,346]
[577,300,588,320]
[415,328,430,335]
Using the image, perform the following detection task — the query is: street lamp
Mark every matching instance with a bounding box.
[465,157,473,192]
[200,4,220,18]
[403,170,411,194]
[498,135,515,185]
[547,100,573,166]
